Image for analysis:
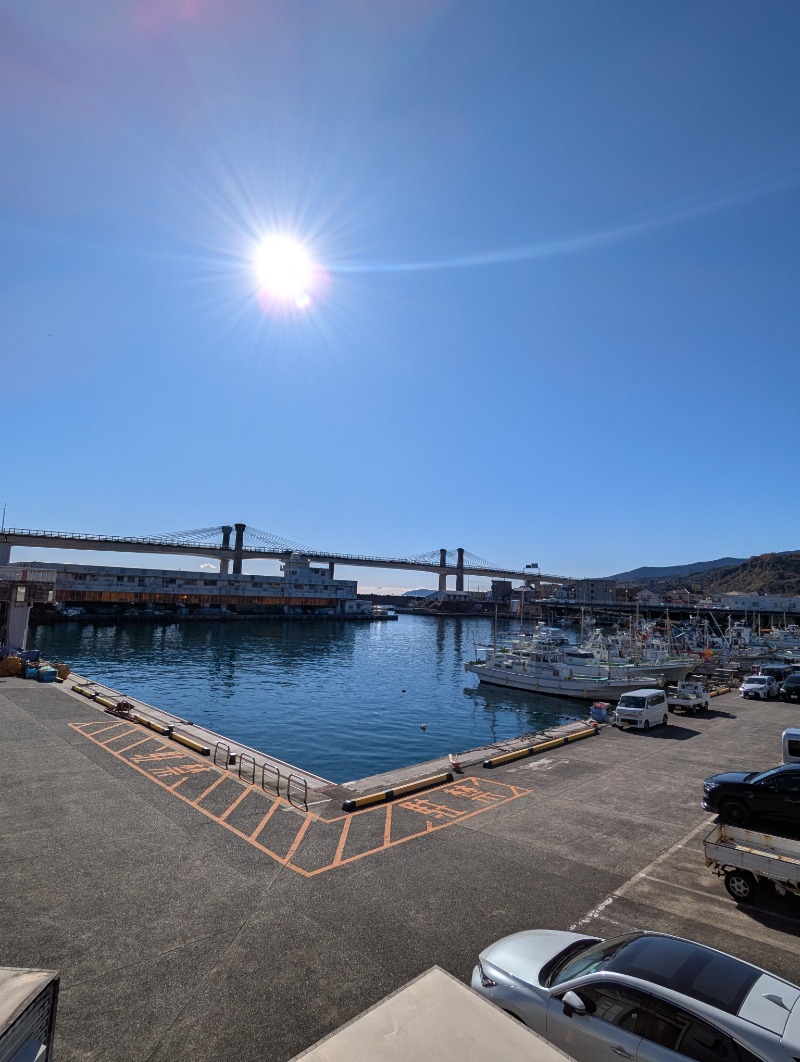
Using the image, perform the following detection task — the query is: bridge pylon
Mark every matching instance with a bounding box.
[438,548,447,592]
[232,523,246,575]
[456,547,465,592]
[219,526,232,574]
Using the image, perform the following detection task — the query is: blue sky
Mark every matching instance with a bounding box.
[3,0,799,590]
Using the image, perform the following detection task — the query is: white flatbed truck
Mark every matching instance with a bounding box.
[667,680,710,714]
[704,823,800,903]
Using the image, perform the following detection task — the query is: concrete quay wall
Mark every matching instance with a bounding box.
[1,675,798,1061]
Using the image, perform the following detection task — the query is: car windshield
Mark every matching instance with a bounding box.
[618,696,645,709]
[549,933,641,986]
[604,935,759,1014]
[747,677,767,684]
[750,766,796,785]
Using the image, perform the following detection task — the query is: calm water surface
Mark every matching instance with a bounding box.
[31,614,589,783]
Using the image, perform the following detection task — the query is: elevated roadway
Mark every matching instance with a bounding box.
[1,525,573,590]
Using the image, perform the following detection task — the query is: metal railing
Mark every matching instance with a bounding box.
[286,774,308,810]
[261,763,281,796]
[237,753,257,786]
[214,741,234,768]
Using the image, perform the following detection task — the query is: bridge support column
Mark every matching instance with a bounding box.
[438,548,448,593]
[232,523,246,575]
[219,526,232,574]
[456,547,465,592]
[328,561,335,578]
[0,544,10,566]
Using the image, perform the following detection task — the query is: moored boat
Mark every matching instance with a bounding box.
[463,643,679,700]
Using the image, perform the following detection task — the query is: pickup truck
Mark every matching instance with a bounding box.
[704,822,800,903]
[667,680,710,714]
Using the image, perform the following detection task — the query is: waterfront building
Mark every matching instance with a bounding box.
[573,579,616,605]
[719,592,800,613]
[16,555,372,617]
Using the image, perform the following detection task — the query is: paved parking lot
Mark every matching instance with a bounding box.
[1,676,798,1060]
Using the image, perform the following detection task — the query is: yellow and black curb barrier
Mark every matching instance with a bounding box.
[135,716,173,736]
[483,726,599,769]
[709,687,731,697]
[72,683,207,752]
[342,771,454,812]
[171,731,211,756]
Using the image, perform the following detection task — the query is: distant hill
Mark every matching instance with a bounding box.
[611,558,744,582]
[702,552,800,595]
[402,588,435,598]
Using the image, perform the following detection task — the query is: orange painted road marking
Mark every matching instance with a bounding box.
[115,736,153,755]
[332,815,352,867]
[87,721,131,738]
[69,721,531,877]
[192,774,229,804]
[250,800,281,840]
[220,785,251,822]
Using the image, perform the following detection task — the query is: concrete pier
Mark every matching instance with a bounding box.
[2,676,799,1061]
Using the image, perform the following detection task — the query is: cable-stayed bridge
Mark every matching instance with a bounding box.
[0,523,565,591]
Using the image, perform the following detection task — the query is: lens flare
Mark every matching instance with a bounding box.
[254,234,317,309]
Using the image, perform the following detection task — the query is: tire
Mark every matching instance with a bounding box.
[662,714,668,726]
[719,799,751,827]
[724,869,758,903]
[643,720,650,730]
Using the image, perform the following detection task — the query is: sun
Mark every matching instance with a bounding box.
[254,234,317,308]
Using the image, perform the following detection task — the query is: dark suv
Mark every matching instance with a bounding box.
[702,763,800,827]
[780,673,800,702]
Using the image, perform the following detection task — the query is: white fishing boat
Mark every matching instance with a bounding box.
[464,643,675,700]
[582,626,695,684]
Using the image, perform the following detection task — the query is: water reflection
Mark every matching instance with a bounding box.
[31,614,585,783]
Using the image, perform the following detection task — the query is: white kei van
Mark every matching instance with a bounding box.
[783,728,800,763]
[613,688,669,730]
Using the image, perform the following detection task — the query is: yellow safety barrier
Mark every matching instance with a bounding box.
[95,696,117,710]
[72,684,96,699]
[342,771,454,812]
[137,716,173,736]
[171,731,211,756]
[483,726,598,769]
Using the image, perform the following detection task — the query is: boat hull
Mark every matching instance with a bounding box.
[464,661,685,700]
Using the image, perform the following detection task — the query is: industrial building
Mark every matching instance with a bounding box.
[16,555,373,618]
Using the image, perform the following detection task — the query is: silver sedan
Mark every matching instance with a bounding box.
[471,929,800,1061]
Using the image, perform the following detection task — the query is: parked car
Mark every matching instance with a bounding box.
[702,763,800,827]
[612,688,669,729]
[739,675,780,700]
[780,674,800,702]
[471,929,800,1062]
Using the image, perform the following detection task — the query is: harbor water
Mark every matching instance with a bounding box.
[30,614,591,783]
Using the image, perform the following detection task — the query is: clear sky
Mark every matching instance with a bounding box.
[3,1,799,591]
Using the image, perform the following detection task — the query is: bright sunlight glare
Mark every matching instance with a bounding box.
[254,234,317,309]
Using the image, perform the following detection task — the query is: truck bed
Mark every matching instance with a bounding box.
[704,824,800,885]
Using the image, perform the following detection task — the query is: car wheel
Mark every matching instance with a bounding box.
[643,720,650,730]
[662,713,668,726]
[719,799,751,828]
[724,869,758,903]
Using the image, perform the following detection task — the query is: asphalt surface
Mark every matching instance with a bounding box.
[1,675,799,1061]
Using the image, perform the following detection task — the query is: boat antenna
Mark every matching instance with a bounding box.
[1,502,5,532]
